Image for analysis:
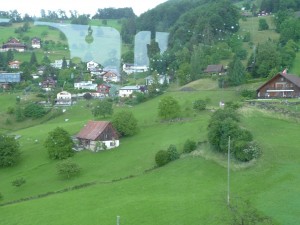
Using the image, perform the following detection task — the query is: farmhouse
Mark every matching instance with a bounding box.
[102,70,120,82]
[257,72,300,98]
[203,64,225,75]
[76,121,119,151]
[97,83,111,96]
[2,38,26,52]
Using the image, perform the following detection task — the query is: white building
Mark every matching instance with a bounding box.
[74,81,97,90]
[56,91,72,105]
[51,59,70,69]
[118,86,142,98]
[86,60,99,71]
[123,64,149,74]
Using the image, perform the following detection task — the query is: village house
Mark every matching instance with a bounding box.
[74,81,97,90]
[1,38,26,52]
[51,59,70,69]
[41,77,56,91]
[0,72,21,89]
[122,63,149,74]
[203,64,225,76]
[256,72,300,98]
[76,121,119,151]
[31,37,41,48]
[118,85,142,98]
[102,70,120,83]
[86,60,99,71]
[56,91,72,105]
[8,60,21,69]
[97,83,111,96]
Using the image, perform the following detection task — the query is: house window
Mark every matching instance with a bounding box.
[110,141,115,146]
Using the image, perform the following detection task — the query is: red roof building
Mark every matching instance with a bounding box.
[2,38,26,52]
[76,121,119,151]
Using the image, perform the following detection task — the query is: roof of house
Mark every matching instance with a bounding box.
[0,72,21,83]
[204,64,224,73]
[119,85,141,90]
[257,72,300,91]
[76,121,115,141]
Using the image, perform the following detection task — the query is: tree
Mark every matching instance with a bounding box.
[193,99,206,111]
[158,96,181,120]
[112,111,138,137]
[258,18,269,31]
[57,159,81,179]
[23,103,47,118]
[30,52,38,65]
[155,150,170,167]
[183,139,197,153]
[227,55,246,86]
[92,99,113,118]
[0,134,20,167]
[44,127,74,160]
[167,144,180,161]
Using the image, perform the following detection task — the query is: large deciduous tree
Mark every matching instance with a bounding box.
[0,134,20,167]
[158,96,181,120]
[44,127,74,160]
[92,99,113,118]
[112,111,138,137]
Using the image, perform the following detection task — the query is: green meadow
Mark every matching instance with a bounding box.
[0,78,300,225]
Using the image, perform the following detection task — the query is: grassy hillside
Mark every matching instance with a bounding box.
[1,78,300,224]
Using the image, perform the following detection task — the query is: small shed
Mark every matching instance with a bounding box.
[204,64,225,75]
[76,121,119,151]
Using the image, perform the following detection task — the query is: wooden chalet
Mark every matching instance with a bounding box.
[204,64,225,75]
[256,72,300,98]
[76,121,119,151]
[2,38,26,52]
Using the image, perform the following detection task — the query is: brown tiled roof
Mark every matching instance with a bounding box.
[76,121,111,141]
[204,64,224,73]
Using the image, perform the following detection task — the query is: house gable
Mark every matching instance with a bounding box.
[257,72,300,98]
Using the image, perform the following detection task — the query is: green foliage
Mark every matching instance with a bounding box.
[155,150,170,167]
[0,134,20,167]
[57,159,81,179]
[234,141,261,162]
[44,127,74,160]
[167,144,179,161]
[183,139,197,153]
[92,99,113,118]
[227,55,246,86]
[193,99,206,111]
[158,96,181,120]
[258,18,269,31]
[12,177,26,187]
[112,111,138,137]
[239,89,256,99]
[23,103,47,119]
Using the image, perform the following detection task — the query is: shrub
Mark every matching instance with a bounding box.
[183,139,197,153]
[167,144,180,161]
[234,141,261,162]
[12,178,26,187]
[57,159,81,179]
[24,103,46,118]
[193,99,206,111]
[155,150,170,167]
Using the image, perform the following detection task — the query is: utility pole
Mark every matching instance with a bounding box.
[227,136,231,206]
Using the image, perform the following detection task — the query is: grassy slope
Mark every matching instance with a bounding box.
[1,79,300,224]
